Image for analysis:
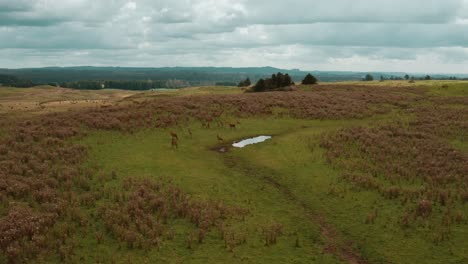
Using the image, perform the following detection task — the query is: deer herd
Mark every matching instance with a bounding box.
[169,119,240,149]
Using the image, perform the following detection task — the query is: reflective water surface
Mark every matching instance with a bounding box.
[232,136,272,148]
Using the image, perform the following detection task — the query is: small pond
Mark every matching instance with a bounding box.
[232,136,272,148]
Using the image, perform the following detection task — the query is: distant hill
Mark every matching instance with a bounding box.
[0,66,307,85]
[0,67,466,89]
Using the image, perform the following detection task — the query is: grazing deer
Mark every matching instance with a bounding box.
[170,131,178,140]
[188,128,192,138]
[217,134,224,143]
[171,137,178,149]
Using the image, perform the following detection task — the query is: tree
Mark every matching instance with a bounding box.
[244,78,251,86]
[282,74,292,87]
[404,74,409,80]
[364,74,374,81]
[380,75,385,82]
[275,72,284,88]
[302,73,318,85]
[238,78,251,87]
[253,79,266,92]
[425,75,431,80]
[250,72,293,92]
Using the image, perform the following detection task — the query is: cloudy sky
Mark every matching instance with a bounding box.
[1,0,468,73]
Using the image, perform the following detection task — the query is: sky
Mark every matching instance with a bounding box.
[0,0,468,73]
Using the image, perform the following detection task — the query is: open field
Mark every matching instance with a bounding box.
[0,81,467,263]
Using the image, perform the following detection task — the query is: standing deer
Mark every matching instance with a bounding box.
[217,134,224,143]
[229,123,236,129]
[170,131,178,140]
[171,137,178,149]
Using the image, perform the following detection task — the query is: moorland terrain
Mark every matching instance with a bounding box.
[0,80,467,263]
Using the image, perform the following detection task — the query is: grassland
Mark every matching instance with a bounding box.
[0,81,466,263]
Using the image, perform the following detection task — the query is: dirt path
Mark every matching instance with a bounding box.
[222,154,368,264]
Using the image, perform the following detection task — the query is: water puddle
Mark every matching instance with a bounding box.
[232,136,272,148]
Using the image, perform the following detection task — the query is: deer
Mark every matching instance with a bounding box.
[170,131,178,140]
[229,120,241,129]
[217,134,224,143]
[202,122,211,129]
[171,137,178,149]
[213,111,224,127]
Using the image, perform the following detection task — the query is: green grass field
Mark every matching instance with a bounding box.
[78,116,467,263]
[0,81,467,263]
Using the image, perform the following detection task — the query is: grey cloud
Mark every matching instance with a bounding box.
[195,23,468,49]
[0,1,33,12]
[244,0,462,24]
[0,0,467,73]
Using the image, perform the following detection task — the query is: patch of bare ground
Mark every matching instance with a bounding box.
[0,86,140,115]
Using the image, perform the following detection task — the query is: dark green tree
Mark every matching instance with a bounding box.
[282,74,292,87]
[275,72,284,88]
[364,74,374,81]
[238,78,251,87]
[253,79,266,92]
[250,72,294,92]
[301,73,318,85]
[404,74,409,80]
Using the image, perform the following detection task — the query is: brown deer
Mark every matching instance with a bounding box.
[171,137,178,149]
[202,122,211,129]
[229,123,236,129]
[170,131,178,140]
[217,134,224,143]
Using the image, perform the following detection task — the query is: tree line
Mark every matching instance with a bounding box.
[364,74,461,82]
[0,74,35,88]
[59,79,191,90]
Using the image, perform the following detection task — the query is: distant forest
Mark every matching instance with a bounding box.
[1,67,467,90]
[0,74,35,88]
[60,79,190,90]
